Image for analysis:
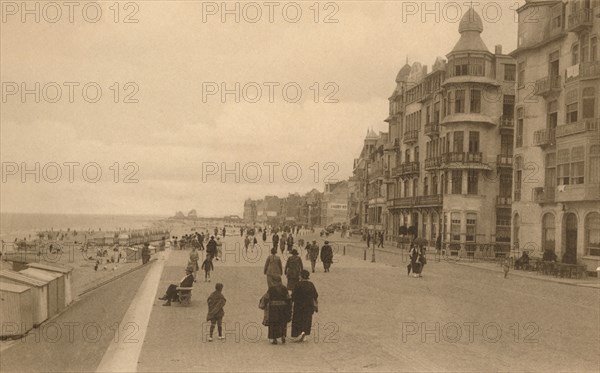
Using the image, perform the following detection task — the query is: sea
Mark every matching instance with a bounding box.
[0,212,167,242]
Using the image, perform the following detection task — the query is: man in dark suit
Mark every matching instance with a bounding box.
[159,266,194,306]
[206,236,217,259]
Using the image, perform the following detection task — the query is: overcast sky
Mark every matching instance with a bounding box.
[1,0,523,216]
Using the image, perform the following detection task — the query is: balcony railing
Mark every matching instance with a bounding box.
[424,121,440,137]
[532,187,555,204]
[566,61,600,82]
[403,130,419,144]
[534,75,561,96]
[442,152,483,164]
[496,196,512,207]
[416,195,443,207]
[555,118,600,138]
[499,116,514,131]
[497,154,513,168]
[391,197,416,208]
[424,157,442,170]
[398,162,420,177]
[568,8,593,32]
[533,128,556,147]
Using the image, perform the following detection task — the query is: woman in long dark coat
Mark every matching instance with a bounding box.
[285,249,303,291]
[265,276,291,344]
[291,270,318,341]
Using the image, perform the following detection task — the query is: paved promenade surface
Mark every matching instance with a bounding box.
[1,233,598,372]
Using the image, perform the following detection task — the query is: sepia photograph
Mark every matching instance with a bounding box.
[1,0,599,372]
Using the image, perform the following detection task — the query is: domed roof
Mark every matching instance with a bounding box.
[458,8,483,34]
[395,63,411,83]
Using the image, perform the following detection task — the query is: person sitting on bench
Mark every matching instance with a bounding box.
[159,265,194,306]
[542,249,557,262]
[514,251,530,270]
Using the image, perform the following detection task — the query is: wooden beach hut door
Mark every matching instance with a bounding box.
[565,213,578,264]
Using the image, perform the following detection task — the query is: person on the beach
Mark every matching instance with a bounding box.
[206,236,217,260]
[307,240,320,273]
[189,247,200,281]
[503,258,510,279]
[264,248,283,287]
[201,256,214,282]
[141,242,151,264]
[206,283,226,341]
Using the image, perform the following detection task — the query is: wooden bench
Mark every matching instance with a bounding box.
[176,287,193,306]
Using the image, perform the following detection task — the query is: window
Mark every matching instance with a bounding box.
[572,43,579,65]
[592,37,598,62]
[432,175,438,195]
[513,214,520,248]
[582,87,596,119]
[542,213,556,252]
[468,131,480,153]
[453,131,464,153]
[455,90,465,113]
[454,57,468,76]
[557,149,570,185]
[452,170,462,195]
[466,213,476,242]
[514,156,522,201]
[412,178,418,197]
[496,211,511,243]
[586,212,600,256]
[571,146,585,184]
[518,61,526,88]
[566,103,578,124]
[546,152,557,191]
[503,95,515,119]
[424,177,429,196]
[590,145,600,184]
[467,170,478,195]
[414,146,419,163]
[470,89,481,113]
[403,179,409,197]
[504,64,516,81]
[501,134,513,157]
[451,212,461,241]
[581,34,589,63]
[431,213,438,241]
[551,13,562,30]
[434,102,440,123]
[442,173,447,194]
[499,171,512,197]
[516,108,524,147]
[470,58,484,76]
[405,149,410,163]
[426,106,431,124]
[547,100,558,129]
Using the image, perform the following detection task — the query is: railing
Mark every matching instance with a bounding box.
[534,75,561,96]
[398,162,420,177]
[496,196,512,207]
[497,154,513,167]
[416,195,443,206]
[555,118,599,138]
[533,128,556,147]
[403,130,419,144]
[391,197,416,208]
[581,61,600,79]
[425,157,442,170]
[499,116,514,130]
[442,152,483,164]
[532,187,555,204]
[568,8,593,32]
[424,121,440,137]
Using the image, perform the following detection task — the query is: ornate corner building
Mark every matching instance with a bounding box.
[511,0,600,269]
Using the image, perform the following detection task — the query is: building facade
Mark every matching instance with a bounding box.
[321,181,349,227]
[383,9,516,254]
[512,0,600,269]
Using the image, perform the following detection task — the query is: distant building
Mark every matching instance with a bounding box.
[321,181,349,227]
[243,199,258,223]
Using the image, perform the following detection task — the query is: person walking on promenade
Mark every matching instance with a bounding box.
[253,236,258,251]
[287,233,294,253]
[307,240,320,273]
[418,246,427,277]
[158,265,194,306]
[201,256,214,282]
[206,236,217,260]
[222,227,227,237]
[320,241,333,272]
[262,229,267,243]
[216,237,223,261]
[206,283,226,341]
[141,242,151,264]
[264,248,283,287]
[378,232,384,248]
[260,276,291,345]
[502,257,510,279]
[291,270,318,342]
[244,236,251,254]
[189,247,200,282]
[198,232,206,251]
[285,249,303,291]
[280,232,287,255]
[366,232,371,249]
[272,232,280,251]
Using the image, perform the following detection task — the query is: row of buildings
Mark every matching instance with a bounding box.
[243,181,349,227]
[349,1,599,271]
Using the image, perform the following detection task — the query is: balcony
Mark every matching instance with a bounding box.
[568,8,593,33]
[398,162,420,178]
[496,196,512,208]
[555,118,600,139]
[425,157,442,171]
[384,170,395,184]
[534,75,561,97]
[532,187,555,204]
[499,116,514,133]
[403,130,419,145]
[533,128,556,148]
[497,154,513,168]
[441,152,489,169]
[368,167,383,179]
[390,197,416,208]
[416,194,443,207]
[566,61,600,82]
[424,121,440,138]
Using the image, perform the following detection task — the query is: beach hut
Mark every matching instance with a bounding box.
[27,263,74,307]
[0,270,49,326]
[19,268,62,317]
[118,233,130,246]
[0,282,33,338]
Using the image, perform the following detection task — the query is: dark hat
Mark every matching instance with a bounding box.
[324,241,329,244]
[185,265,194,272]
[301,269,310,279]
[291,249,299,256]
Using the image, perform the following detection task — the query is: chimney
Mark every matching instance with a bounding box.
[423,66,428,75]
[495,45,503,55]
